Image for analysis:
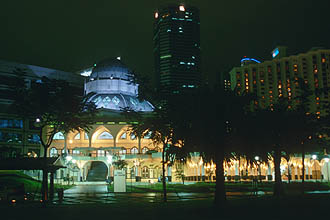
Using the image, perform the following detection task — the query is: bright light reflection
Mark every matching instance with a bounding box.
[312,155,317,160]
[179,5,185,11]
[66,156,72,161]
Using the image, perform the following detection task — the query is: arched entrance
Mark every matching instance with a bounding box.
[84,161,109,181]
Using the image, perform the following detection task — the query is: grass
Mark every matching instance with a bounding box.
[108,181,330,193]
[0,170,73,193]
[1,194,330,220]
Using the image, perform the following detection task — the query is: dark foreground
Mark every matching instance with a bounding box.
[1,194,330,220]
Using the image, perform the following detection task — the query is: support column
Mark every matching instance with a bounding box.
[64,134,68,154]
[201,164,205,181]
[138,136,141,153]
[267,163,272,181]
[167,166,172,182]
[49,172,54,200]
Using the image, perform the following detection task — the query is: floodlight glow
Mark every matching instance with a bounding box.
[179,5,185,11]
[66,156,72,161]
[155,12,159,19]
[254,156,260,161]
[325,158,329,163]
[35,118,41,123]
[116,56,121,60]
[312,155,317,160]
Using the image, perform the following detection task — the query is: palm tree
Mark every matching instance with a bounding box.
[182,85,252,205]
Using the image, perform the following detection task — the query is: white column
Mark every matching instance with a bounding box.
[235,163,239,175]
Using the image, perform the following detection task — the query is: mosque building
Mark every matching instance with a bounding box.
[1,58,329,184]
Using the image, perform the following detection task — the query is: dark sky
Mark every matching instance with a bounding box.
[1,0,330,83]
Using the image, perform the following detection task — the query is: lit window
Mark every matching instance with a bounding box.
[119,149,127,155]
[142,147,149,154]
[131,147,138,154]
[73,150,80,155]
[144,131,152,139]
[74,133,80,140]
[54,132,64,140]
[179,5,185,11]
[130,134,136,140]
[50,148,58,157]
[120,132,127,139]
[97,131,113,140]
[97,150,105,157]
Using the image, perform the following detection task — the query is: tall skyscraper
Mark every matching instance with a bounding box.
[153,4,201,94]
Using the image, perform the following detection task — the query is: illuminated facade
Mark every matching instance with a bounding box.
[2,58,330,183]
[154,4,201,94]
[230,48,330,114]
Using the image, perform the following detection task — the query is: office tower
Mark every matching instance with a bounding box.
[154,4,201,94]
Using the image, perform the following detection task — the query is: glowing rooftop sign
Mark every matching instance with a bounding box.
[272,48,279,58]
[240,58,261,63]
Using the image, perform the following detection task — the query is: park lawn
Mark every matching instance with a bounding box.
[108,181,330,194]
[1,194,330,220]
[0,170,72,193]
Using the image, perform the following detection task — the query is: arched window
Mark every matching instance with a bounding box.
[84,132,89,140]
[74,133,80,140]
[119,149,127,155]
[142,166,149,178]
[130,147,138,154]
[72,150,80,155]
[97,131,113,140]
[53,132,64,140]
[142,147,149,154]
[97,150,105,157]
[130,133,136,140]
[50,148,58,157]
[120,132,127,139]
[143,131,152,139]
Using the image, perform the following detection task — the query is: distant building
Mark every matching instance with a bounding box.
[153,4,201,94]
[229,47,330,114]
[0,60,83,158]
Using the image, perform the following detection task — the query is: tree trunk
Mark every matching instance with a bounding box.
[214,148,226,206]
[49,172,54,200]
[42,169,48,202]
[301,143,305,195]
[162,143,167,202]
[273,146,283,198]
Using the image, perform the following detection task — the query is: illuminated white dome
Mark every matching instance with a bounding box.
[85,58,153,112]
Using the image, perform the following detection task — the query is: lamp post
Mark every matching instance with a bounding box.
[254,156,261,183]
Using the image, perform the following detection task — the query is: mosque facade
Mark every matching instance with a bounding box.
[1,58,327,184]
[44,58,330,184]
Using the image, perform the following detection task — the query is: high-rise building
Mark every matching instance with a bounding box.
[153,4,201,94]
[229,47,330,115]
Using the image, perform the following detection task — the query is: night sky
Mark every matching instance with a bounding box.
[1,0,330,83]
